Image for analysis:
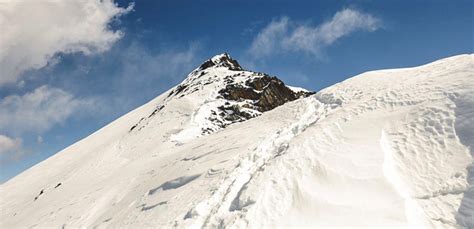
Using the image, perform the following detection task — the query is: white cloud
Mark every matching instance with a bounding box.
[37,135,43,144]
[0,135,22,156]
[0,134,25,164]
[0,86,95,134]
[248,8,381,58]
[0,0,133,86]
[248,17,290,58]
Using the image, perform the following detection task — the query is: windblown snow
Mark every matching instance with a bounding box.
[1,54,473,228]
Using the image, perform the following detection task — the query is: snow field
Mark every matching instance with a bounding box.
[1,54,472,228]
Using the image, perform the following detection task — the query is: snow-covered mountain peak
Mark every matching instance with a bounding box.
[132,53,313,142]
[206,52,243,71]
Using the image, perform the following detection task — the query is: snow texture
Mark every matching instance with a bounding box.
[0,54,473,228]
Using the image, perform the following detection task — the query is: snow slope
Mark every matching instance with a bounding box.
[1,54,473,228]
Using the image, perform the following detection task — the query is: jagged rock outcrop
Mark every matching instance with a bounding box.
[219,75,314,112]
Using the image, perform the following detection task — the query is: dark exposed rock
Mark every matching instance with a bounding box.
[295,90,316,98]
[198,53,242,71]
[198,59,216,70]
[219,85,260,101]
[246,75,274,90]
[34,189,44,201]
[169,84,188,97]
[210,74,313,132]
[219,75,313,112]
[254,77,298,112]
[130,105,165,132]
[148,105,165,118]
[222,58,242,71]
[218,104,255,122]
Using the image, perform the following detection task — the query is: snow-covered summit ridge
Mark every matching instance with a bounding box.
[131,53,313,142]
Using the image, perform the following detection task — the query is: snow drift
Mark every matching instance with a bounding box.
[1,54,473,228]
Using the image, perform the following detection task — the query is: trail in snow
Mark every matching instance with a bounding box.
[185,96,337,227]
[198,54,473,228]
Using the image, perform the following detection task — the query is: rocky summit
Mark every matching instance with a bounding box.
[158,53,314,137]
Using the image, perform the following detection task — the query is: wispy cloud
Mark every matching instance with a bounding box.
[248,8,381,59]
[0,135,22,155]
[248,17,290,58]
[0,86,95,135]
[0,134,24,164]
[97,42,201,114]
[0,0,133,86]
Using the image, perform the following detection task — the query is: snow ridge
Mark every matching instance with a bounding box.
[186,96,338,227]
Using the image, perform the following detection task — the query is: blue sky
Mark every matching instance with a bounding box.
[0,0,473,182]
